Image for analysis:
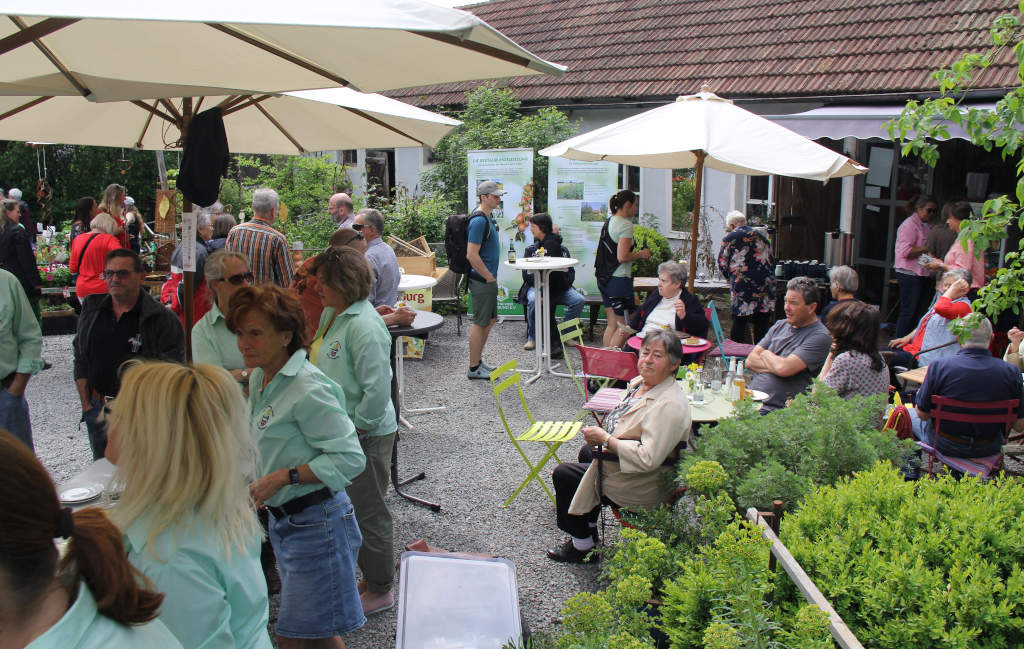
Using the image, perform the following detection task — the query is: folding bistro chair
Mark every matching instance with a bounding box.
[916,395,1020,479]
[489,360,583,507]
[705,299,754,360]
[576,345,639,424]
[557,318,587,404]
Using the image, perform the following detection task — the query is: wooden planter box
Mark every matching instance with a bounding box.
[388,234,436,275]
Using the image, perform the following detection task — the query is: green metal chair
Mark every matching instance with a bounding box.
[489,359,583,507]
[557,318,587,403]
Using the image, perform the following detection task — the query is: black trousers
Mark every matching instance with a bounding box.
[552,446,618,539]
[730,312,772,345]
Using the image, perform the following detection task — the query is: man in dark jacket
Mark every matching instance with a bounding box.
[516,213,585,358]
[74,248,185,459]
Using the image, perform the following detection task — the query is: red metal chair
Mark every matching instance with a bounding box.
[917,395,1020,479]
[576,345,639,424]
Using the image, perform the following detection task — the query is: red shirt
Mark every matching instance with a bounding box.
[69,232,122,298]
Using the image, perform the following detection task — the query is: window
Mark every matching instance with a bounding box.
[745,175,773,225]
[340,149,357,164]
[618,164,640,192]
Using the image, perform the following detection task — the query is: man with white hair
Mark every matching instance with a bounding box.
[354,207,399,307]
[225,187,294,287]
[6,188,35,246]
[911,317,1024,459]
[717,210,775,344]
[328,192,356,229]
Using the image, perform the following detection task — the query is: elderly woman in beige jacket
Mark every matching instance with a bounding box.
[547,329,690,563]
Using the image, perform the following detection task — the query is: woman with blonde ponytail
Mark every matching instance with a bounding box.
[0,430,181,649]
[105,361,271,649]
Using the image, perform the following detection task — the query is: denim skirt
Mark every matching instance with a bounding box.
[268,491,366,638]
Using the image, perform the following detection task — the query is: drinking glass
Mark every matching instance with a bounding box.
[693,370,706,402]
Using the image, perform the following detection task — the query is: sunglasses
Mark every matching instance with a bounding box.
[351,223,368,231]
[221,272,254,286]
[101,269,135,280]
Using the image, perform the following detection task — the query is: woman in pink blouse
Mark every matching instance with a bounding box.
[925,201,986,289]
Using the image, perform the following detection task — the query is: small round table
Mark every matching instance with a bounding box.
[398,274,439,292]
[387,310,444,512]
[504,256,578,384]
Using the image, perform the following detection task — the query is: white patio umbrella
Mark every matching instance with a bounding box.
[0,0,566,101]
[0,87,461,153]
[540,88,867,289]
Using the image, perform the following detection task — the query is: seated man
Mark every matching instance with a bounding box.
[887,269,972,370]
[516,213,585,358]
[745,276,832,412]
[910,317,1024,458]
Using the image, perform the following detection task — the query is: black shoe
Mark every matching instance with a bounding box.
[546,539,597,564]
[550,347,564,360]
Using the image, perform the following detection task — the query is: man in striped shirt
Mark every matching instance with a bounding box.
[226,188,294,287]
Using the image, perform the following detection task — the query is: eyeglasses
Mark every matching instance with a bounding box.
[222,272,254,286]
[351,223,366,231]
[101,269,134,280]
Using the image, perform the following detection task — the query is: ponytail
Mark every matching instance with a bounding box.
[609,189,637,215]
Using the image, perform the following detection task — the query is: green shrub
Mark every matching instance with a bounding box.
[631,225,673,277]
[379,186,453,244]
[678,385,903,511]
[781,463,1024,649]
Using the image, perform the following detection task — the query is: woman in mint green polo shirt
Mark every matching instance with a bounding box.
[0,430,181,649]
[599,189,651,348]
[105,361,272,649]
[309,246,398,617]
[226,284,367,646]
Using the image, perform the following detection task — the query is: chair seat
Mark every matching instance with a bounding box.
[706,340,754,357]
[916,441,1003,478]
[582,387,625,414]
[517,420,582,443]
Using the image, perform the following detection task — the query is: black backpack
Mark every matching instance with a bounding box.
[594,218,619,283]
[445,211,490,274]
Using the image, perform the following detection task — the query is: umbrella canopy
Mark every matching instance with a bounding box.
[540,89,867,288]
[0,88,461,154]
[0,0,566,102]
[540,90,866,182]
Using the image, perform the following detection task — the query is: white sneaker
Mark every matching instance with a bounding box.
[523,340,536,351]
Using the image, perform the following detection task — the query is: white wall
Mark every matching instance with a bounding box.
[394,146,426,193]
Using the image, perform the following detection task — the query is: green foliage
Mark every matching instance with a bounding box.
[886,7,1024,326]
[40,264,72,288]
[277,213,337,252]
[631,225,673,277]
[421,83,578,213]
[378,185,454,243]
[677,386,903,512]
[782,463,1024,648]
[671,170,697,232]
[234,154,355,219]
[684,460,729,496]
[775,606,833,649]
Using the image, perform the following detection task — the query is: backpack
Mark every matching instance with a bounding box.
[445,211,491,274]
[594,218,619,283]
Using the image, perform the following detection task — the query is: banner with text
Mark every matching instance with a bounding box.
[467,148,534,315]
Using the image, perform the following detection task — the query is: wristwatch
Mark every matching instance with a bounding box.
[288,467,300,485]
[239,369,249,383]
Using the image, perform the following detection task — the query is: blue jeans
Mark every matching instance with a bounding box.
[0,388,33,451]
[82,396,107,461]
[895,272,931,338]
[525,286,585,342]
[909,409,1002,458]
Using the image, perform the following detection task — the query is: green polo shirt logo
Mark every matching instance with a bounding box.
[258,405,274,430]
[328,340,342,359]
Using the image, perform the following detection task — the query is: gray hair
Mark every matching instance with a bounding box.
[205,250,249,282]
[251,188,279,217]
[641,329,683,368]
[89,213,118,235]
[941,268,972,287]
[964,316,993,349]
[357,207,384,232]
[828,265,858,293]
[657,260,688,286]
[726,210,746,228]
[196,210,211,230]
[787,276,822,311]
[7,188,21,201]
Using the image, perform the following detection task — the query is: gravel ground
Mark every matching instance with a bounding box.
[28,314,608,648]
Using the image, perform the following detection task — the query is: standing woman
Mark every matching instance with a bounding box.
[106,362,272,649]
[70,196,98,243]
[226,285,367,649]
[97,183,129,249]
[68,213,122,302]
[309,247,398,616]
[0,430,182,649]
[0,198,42,321]
[925,201,986,291]
[597,190,650,348]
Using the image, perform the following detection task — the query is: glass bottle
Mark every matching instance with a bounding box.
[507,238,516,263]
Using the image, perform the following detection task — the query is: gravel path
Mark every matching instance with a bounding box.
[28,314,606,648]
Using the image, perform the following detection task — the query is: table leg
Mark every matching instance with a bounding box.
[397,333,447,421]
[524,269,547,384]
[389,337,441,511]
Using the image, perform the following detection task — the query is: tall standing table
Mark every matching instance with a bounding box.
[395,273,444,427]
[505,256,579,384]
[387,310,444,512]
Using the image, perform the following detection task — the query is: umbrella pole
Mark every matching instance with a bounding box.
[181,99,194,362]
[687,151,706,292]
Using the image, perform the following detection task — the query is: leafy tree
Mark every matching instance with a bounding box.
[887,5,1024,326]
[421,83,578,213]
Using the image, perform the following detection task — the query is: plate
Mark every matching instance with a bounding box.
[682,336,708,347]
[747,389,769,402]
[59,484,103,504]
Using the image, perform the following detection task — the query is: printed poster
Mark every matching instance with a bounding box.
[467,148,534,316]
[547,157,619,297]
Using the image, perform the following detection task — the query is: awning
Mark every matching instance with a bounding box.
[763,103,997,141]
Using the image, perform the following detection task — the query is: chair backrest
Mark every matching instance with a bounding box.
[577,345,639,393]
[557,318,586,400]
[489,359,535,434]
[930,395,1020,441]
[707,299,727,358]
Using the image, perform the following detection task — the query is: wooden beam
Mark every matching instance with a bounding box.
[340,105,423,146]
[0,96,52,122]
[206,23,352,88]
[252,100,306,154]
[134,102,157,149]
[745,508,865,649]
[410,29,537,70]
[129,100,179,126]
[158,98,182,123]
[0,17,77,56]
[221,94,272,117]
[8,17,90,97]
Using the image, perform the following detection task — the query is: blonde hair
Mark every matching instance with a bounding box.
[99,183,125,218]
[109,362,260,559]
[89,213,118,235]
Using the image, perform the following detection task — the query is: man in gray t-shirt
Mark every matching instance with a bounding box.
[746,276,832,412]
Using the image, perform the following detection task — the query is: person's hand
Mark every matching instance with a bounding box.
[249,469,288,508]
[944,278,970,300]
[486,276,497,283]
[376,304,395,316]
[638,249,652,260]
[582,425,610,446]
[673,298,686,318]
[392,306,416,326]
[887,337,906,349]
[1008,327,1024,346]
[924,260,943,271]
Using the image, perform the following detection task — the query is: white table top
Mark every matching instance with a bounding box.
[505,257,578,271]
[398,274,439,291]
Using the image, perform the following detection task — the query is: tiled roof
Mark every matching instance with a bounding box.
[388,0,1018,107]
